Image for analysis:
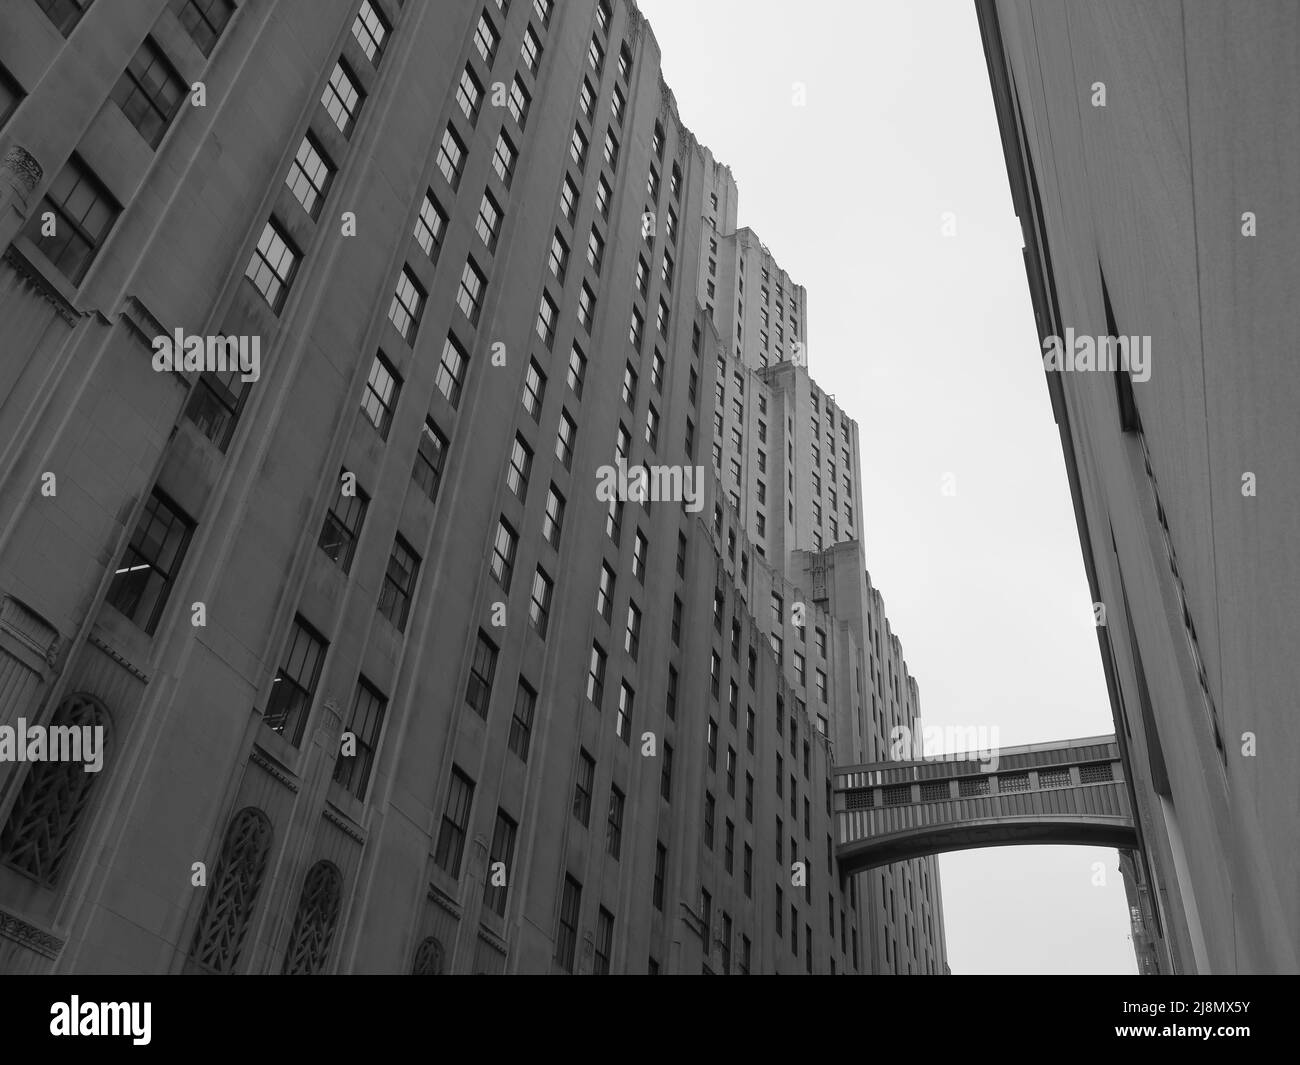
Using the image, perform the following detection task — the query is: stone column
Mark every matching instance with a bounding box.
[0,145,43,254]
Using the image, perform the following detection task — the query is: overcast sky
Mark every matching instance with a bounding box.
[638,0,1137,974]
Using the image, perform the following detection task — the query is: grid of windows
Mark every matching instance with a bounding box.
[322,61,363,136]
[388,267,425,342]
[22,157,121,285]
[286,135,334,218]
[245,220,299,312]
[351,0,390,64]
[175,0,236,56]
[111,38,186,148]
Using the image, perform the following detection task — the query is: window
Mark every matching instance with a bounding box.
[492,130,517,186]
[175,0,236,56]
[185,807,270,972]
[595,176,612,219]
[568,342,587,397]
[489,518,517,590]
[317,470,368,573]
[507,77,530,126]
[418,418,454,507]
[435,333,468,406]
[665,665,679,721]
[726,747,736,796]
[588,36,604,74]
[22,156,119,286]
[521,25,543,74]
[352,0,390,64]
[509,680,536,760]
[670,162,681,199]
[456,258,486,323]
[322,61,363,136]
[548,230,569,281]
[653,844,666,910]
[528,567,553,636]
[483,810,517,916]
[602,785,626,859]
[570,127,589,169]
[263,617,326,745]
[361,352,400,437]
[464,631,498,717]
[453,66,484,125]
[703,793,716,850]
[590,563,614,625]
[586,644,606,708]
[724,820,735,873]
[624,603,641,660]
[676,532,687,578]
[414,191,447,260]
[632,530,648,582]
[617,41,632,80]
[244,220,299,312]
[437,126,466,188]
[616,681,634,744]
[560,174,578,224]
[656,298,670,334]
[707,717,718,769]
[556,875,582,972]
[587,227,605,273]
[556,411,577,469]
[332,678,386,799]
[611,83,626,125]
[536,291,559,348]
[579,78,596,121]
[112,38,186,149]
[542,485,565,548]
[645,405,660,450]
[671,596,681,645]
[434,769,475,876]
[106,491,192,634]
[602,129,620,170]
[475,190,502,250]
[388,267,425,342]
[661,742,674,800]
[577,283,596,331]
[505,435,533,502]
[285,135,334,218]
[474,12,499,64]
[378,536,419,631]
[745,771,755,821]
[592,907,614,975]
[523,359,547,421]
[573,752,595,825]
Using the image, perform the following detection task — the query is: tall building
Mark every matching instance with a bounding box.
[979,0,1300,973]
[0,0,943,974]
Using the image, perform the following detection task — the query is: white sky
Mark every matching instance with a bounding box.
[638,0,1137,974]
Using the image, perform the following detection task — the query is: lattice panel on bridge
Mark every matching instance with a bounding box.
[919,781,949,802]
[845,789,874,810]
[1079,762,1114,783]
[1039,768,1071,789]
[882,784,911,806]
[958,776,990,797]
[999,772,1030,792]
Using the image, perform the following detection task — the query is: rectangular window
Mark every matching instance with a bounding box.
[174,0,235,56]
[378,535,419,631]
[560,174,579,224]
[489,518,517,590]
[434,768,475,876]
[388,266,425,342]
[616,681,634,744]
[464,630,498,717]
[492,130,517,186]
[456,258,486,323]
[106,490,193,634]
[556,411,577,469]
[556,875,582,972]
[703,792,715,849]
[507,434,532,501]
[111,38,186,148]
[523,358,547,420]
[529,567,553,636]
[244,219,299,312]
[653,843,666,910]
[286,135,334,218]
[573,751,595,825]
[507,77,531,126]
[536,292,559,348]
[437,126,466,188]
[606,786,624,859]
[548,230,569,281]
[317,470,368,573]
[508,679,536,760]
[475,190,502,251]
[592,907,613,974]
[23,156,120,285]
[483,809,517,916]
[567,341,587,397]
[361,352,400,437]
[414,191,447,260]
[412,419,448,503]
[435,334,469,407]
[332,678,386,799]
[661,742,673,799]
[474,12,499,64]
[263,616,326,746]
[456,66,484,124]
[351,0,390,64]
[587,227,605,274]
[322,61,363,136]
[586,643,606,708]
[521,26,542,75]
[542,485,565,548]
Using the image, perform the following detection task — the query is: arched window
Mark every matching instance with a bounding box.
[282,859,343,974]
[189,807,272,973]
[0,692,113,886]
[411,935,445,975]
